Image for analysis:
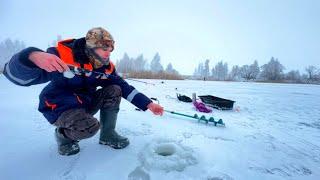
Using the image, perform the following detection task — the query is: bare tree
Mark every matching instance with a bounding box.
[316,70,320,81]
[193,60,210,79]
[250,60,260,80]
[193,62,204,78]
[260,57,285,81]
[212,61,228,80]
[229,65,241,81]
[193,67,198,77]
[204,59,210,79]
[150,52,163,72]
[165,63,179,74]
[240,65,251,80]
[133,54,147,72]
[116,53,133,73]
[240,60,260,80]
[0,38,26,71]
[305,65,318,82]
[285,70,301,82]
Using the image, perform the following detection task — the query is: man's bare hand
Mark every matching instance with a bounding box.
[29,51,69,72]
[147,102,164,116]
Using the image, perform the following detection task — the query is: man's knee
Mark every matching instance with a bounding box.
[68,116,100,140]
[102,85,121,97]
[55,108,100,140]
[101,85,122,108]
[87,85,122,115]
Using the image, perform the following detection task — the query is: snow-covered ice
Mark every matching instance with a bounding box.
[1,75,320,180]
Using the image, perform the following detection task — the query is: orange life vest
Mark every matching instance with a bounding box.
[56,39,115,74]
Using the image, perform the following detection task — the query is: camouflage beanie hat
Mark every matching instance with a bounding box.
[85,27,115,50]
[85,27,115,68]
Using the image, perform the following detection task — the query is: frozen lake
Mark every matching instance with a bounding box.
[1,75,319,180]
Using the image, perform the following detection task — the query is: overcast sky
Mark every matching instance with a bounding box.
[1,0,319,75]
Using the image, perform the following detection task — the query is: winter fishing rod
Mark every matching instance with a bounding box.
[124,78,155,85]
[64,64,155,85]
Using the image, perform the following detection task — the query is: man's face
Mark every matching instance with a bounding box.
[94,47,112,61]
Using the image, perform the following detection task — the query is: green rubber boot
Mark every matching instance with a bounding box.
[99,107,129,149]
[55,128,80,156]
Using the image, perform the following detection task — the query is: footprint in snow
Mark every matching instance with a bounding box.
[249,163,312,177]
[206,171,234,180]
[53,154,85,180]
[128,166,150,180]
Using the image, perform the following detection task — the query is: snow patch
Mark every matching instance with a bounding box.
[119,124,152,136]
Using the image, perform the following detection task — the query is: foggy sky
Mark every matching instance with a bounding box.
[1,0,319,75]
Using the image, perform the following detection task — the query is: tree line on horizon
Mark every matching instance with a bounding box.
[1,38,319,84]
[193,58,320,84]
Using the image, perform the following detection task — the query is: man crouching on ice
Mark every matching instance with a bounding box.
[3,27,164,156]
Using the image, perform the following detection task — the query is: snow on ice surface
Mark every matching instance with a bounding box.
[0,74,320,180]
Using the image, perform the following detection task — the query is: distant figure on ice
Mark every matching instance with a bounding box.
[3,27,164,156]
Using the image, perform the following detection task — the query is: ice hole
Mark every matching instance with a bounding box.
[155,143,176,156]
[139,139,198,172]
